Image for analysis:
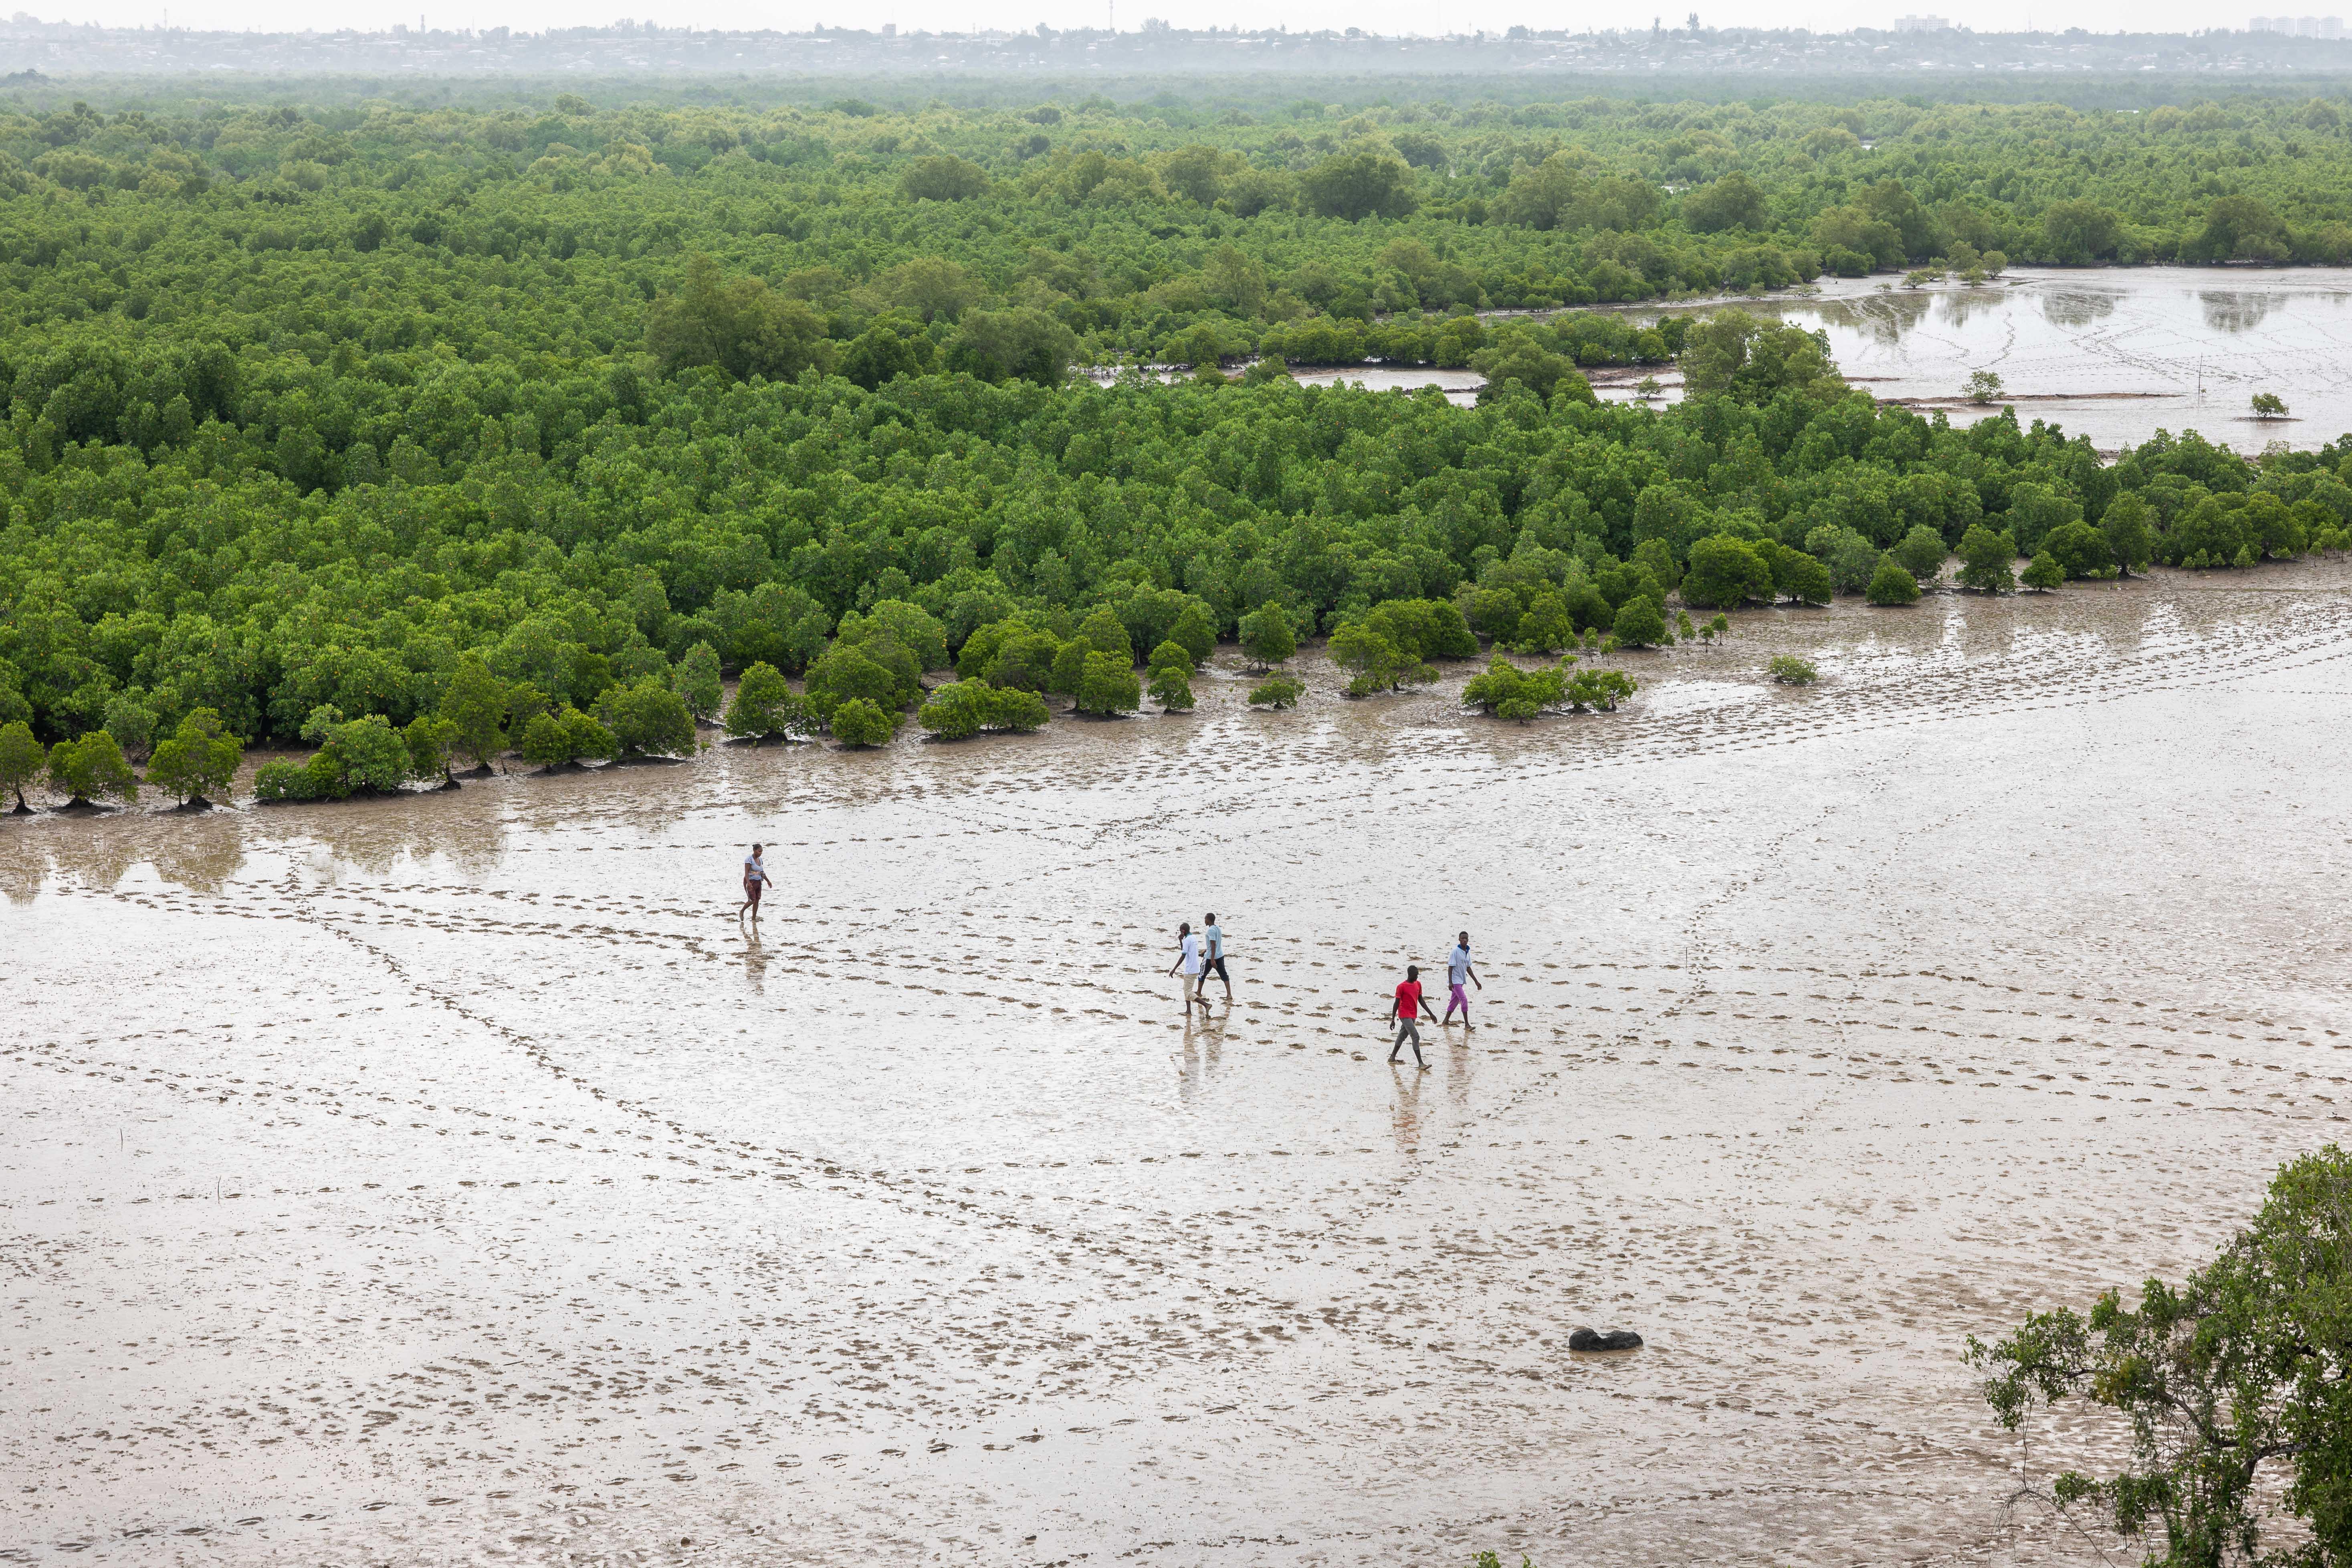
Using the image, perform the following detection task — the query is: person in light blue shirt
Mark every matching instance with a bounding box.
[1442,930,1480,1028]
[1194,912,1232,1003]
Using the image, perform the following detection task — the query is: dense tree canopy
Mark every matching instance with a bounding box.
[0,83,2348,759]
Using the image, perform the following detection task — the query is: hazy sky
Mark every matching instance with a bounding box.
[36,0,2273,44]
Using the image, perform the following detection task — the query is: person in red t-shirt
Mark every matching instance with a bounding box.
[1389,964,1438,1068]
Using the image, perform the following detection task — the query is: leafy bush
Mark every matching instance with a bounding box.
[0,720,44,809]
[672,642,724,722]
[830,697,899,747]
[918,679,1052,738]
[1866,558,1922,605]
[1238,604,1297,670]
[2041,520,2115,579]
[402,716,459,784]
[1149,664,1196,711]
[1460,655,1569,720]
[1769,654,1819,686]
[255,712,416,800]
[46,731,137,806]
[437,655,514,770]
[804,636,921,728]
[1074,652,1142,716]
[251,760,308,803]
[1682,535,1776,609]
[2021,551,2065,591]
[1146,641,1197,711]
[2102,494,2157,576]
[723,662,809,742]
[1968,1146,2352,1568]
[1566,668,1637,711]
[521,707,620,770]
[596,679,697,758]
[1248,674,1304,709]
[1807,526,1882,596]
[103,693,158,762]
[988,688,1051,732]
[1611,595,1667,647]
[1892,525,1949,585]
[1958,525,2019,594]
[1330,622,1435,696]
[1360,598,1481,661]
[1768,545,1835,607]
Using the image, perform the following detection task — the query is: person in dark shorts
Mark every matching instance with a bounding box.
[1389,964,1438,1068]
[738,844,767,922]
[1194,912,1232,1003]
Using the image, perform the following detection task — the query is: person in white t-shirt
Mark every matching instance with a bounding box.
[1193,912,1232,1003]
[737,844,767,923]
[1166,921,1211,1014]
[1441,930,1481,1028]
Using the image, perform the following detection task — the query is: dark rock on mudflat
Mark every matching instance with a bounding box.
[1569,1328,1643,1352]
[170,796,216,813]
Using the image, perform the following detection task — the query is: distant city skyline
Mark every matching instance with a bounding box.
[2,1,2328,47]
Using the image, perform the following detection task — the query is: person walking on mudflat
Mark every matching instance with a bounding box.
[1442,931,1481,1028]
[1195,912,1232,1004]
[1168,920,1212,1015]
[738,844,767,922]
[1389,964,1438,1068]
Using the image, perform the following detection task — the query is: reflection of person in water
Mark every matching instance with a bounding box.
[741,926,768,992]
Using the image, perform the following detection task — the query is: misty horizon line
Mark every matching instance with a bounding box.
[0,16,2340,42]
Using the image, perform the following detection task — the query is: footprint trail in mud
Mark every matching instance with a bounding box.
[3,565,2350,1567]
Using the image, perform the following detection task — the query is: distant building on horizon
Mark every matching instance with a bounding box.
[2250,14,2346,33]
[1892,14,1951,30]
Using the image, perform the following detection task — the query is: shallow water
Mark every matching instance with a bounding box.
[7,563,2352,1565]
[1752,266,2352,452]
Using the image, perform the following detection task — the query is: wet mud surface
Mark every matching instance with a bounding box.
[6,565,2352,1566]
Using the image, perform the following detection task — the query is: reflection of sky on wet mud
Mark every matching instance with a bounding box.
[7,567,2352,1566]
[1767,266,2352,450]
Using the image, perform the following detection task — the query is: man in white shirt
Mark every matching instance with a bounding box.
[1194,911,1232,1003]
[737,844,767,922]
[1442,930,1480,1028]
[1167,920,1211,1014]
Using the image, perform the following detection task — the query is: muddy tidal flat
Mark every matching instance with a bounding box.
[6,565,2352,1566]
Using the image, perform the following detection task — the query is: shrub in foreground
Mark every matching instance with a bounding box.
[520,707,620,771]
[147,709,244,805]
[1074,652,1142,716]
[1145,642,1197,712]
[1866,558,1922,605]
[46,731,137,807]
[1968,1146,2352,1568]
[1460,655,1568,721]
[830,697,900,747]
[0,720,44,810]
[254,713,415,801]
[597,679,698,759]
[724,662,810,743]
[1248,674,1304,709]
[917,680,1050,738]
